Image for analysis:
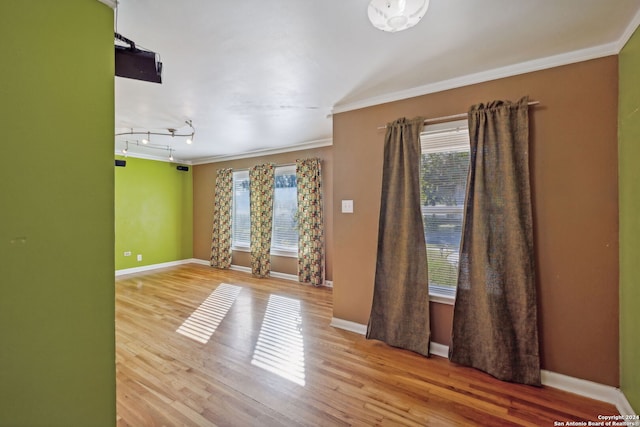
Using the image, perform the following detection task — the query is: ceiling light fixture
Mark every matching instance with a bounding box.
[368,0,429,32]
[115,120,194,161]
[116,120,195,144]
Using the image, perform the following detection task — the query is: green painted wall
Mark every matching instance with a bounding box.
[619,25,640,413]
[115,156,193,270]
[0,1,115,426]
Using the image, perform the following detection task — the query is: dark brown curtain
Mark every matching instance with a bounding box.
[449,97,541,385]
[367,117,430,357]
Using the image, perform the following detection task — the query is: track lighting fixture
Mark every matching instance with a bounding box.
[116,120,195,143]
[115,120,195,161]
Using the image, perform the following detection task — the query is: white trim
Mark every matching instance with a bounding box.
[97,0,117,8]
[330,318,449,357]
[330,317,368,335]
[332,42,619,114]
[233,247,305,261]
[114,152,193,165]
[429,341,449,358]
[429,294,455,305]
[616,392,638,417]
[115,259,193,276]
[229,264,252,274]
[616,8,640,52]
[541,371,636,416]
[328,318,636,415]
[192,138,332,165]
[118,259,333,286]
[229,264,305,284]
[270,271,299,282]
[270,248,298,258]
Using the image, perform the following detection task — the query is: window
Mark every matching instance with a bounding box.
[231,166,298,255]
[420,120,470,300]
[272,165,298,255]
[232,170,250,249]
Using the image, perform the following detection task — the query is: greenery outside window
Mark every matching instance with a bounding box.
[272,165,298,255]
[232,170,250,249]
[232,166,298,256]
[420,119,470,302]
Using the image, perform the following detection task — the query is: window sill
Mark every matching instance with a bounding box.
[429,284,456,305]
[231,246,297,258]
[270,248,297,258]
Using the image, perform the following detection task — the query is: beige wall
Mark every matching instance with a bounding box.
[333,57,619,386]
[193,146,333,280]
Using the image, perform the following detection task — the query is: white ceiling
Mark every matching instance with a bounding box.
[114,0,640,164]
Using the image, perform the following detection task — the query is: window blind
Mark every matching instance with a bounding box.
[272,165,298,253]
[420,120,470,293]
[232,170,250,248]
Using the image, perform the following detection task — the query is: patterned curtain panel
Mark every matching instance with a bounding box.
[296,158,324,286]
[449,97,541,386]
[249,164,275,278]
[366,117,431,357]
[210,168,233,268]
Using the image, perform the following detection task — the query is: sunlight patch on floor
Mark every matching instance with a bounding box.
[251,294,306,386]
[176,283,242,344]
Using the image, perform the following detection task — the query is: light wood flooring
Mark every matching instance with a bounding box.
[116,264,617,426]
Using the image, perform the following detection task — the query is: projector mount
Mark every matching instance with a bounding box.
[115,32,163,83]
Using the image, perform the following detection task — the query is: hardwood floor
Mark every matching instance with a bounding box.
[116,264,617,426]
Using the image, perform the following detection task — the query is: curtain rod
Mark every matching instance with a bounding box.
[376,100,540,130]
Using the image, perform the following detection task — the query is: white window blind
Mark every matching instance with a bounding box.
[420,120,470,298]
[272,165,298,254]
[232,170,250,248]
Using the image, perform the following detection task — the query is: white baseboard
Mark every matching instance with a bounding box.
[329,317,636,416]
[269,271,299,282]
[616,391,638,417]
[329,317,448,357]
[119,258,332,287]
[429,341,449,358]
[228,262,332,287]
[330,317,368,335]
[229,264,252,274]
[541,371,637,416]
[231,264,299,282]
[115,259,195,276]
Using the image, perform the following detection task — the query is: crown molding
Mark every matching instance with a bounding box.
[191,138,333,165]
[97,0,118,8]
[332,41,619,114]
[114,152,193,165]
[616,7,640,52]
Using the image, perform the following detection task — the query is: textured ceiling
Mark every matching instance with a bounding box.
[114,0,640,163]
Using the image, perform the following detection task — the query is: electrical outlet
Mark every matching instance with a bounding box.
[124,251,132,256]
[137,254,142,262]
[341,200,354,213]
